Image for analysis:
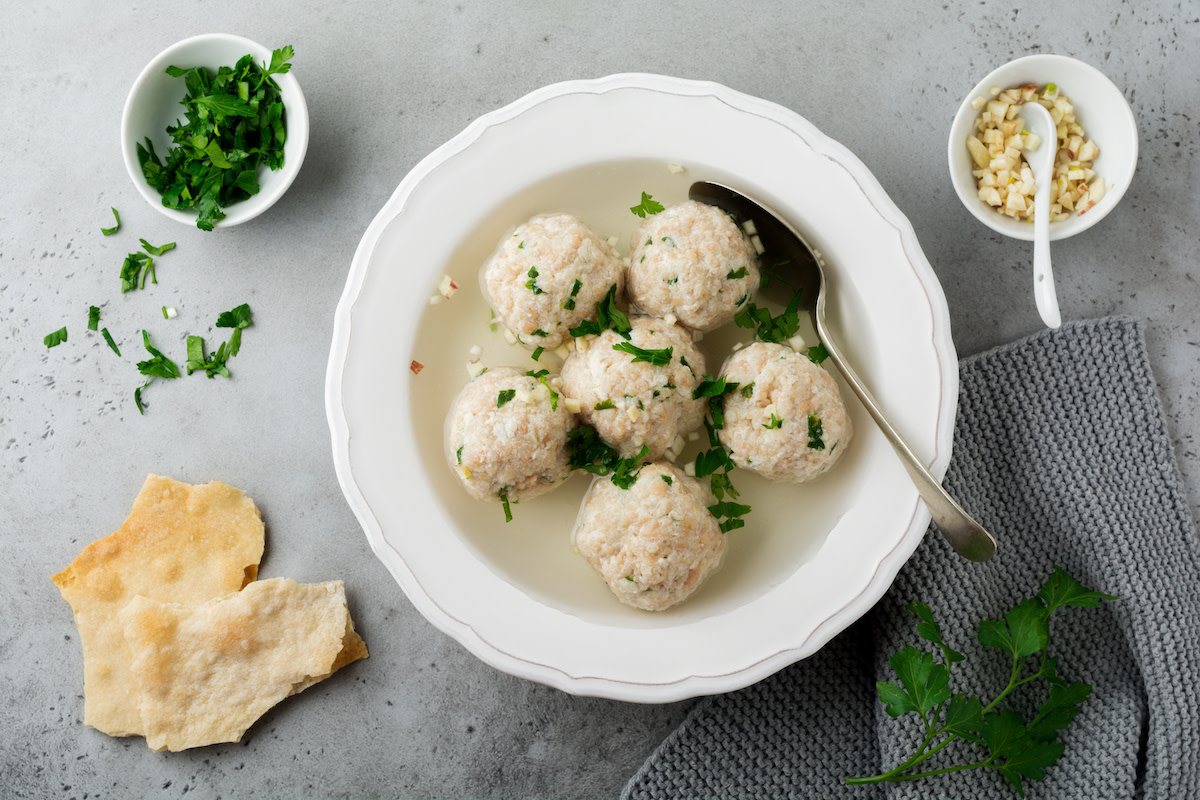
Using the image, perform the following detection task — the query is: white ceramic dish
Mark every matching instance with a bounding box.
[326,73,958,702]
[121,33,309,228]
[947,53,1138,242]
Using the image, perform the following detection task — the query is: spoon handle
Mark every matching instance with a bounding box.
[814,318,998,562]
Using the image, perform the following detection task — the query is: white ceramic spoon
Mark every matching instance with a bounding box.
[1022,101,1061,328]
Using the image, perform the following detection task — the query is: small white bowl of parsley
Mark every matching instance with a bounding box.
[121,33,309,230]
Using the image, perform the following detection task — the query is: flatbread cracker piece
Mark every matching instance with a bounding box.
[51,474,265,737]
[119,577,368,752]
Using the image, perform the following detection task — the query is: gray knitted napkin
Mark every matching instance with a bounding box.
[623,316,1200,799]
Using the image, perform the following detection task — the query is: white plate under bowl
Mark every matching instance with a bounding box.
[326,73,958,703]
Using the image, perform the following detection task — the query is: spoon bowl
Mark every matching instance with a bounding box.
[1021,101,1061,328]
[690,180,998,562]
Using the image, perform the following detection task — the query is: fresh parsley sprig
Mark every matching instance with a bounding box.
[846,567,1117,796]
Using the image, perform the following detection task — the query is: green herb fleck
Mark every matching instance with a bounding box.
[808,343,830,365]
[763,413,783,429]
[498,488,513,523]
[497,389,516,407]
[120,251,156,293]
[456,445,464,465]
[661,474,674,486]
[562,278,583,310]
[807,414,825,450]
[87,305,102,331]
[525,265,545,295]
[134,330,181,414]
[101,207,121,236]
[568,284,630,339]
[531,346,544,361]
[140,238,176,257]
[44,327,68,348]
[629,191,665,218]
[735,287,803,343]
[726,266,749,280]
[593,398,616,410]
[101,328,121,356]
[612,341,673,366]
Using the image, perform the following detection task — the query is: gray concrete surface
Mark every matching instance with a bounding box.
[2,2,1196,798]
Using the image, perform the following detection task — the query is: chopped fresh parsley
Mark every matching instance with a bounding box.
[136,45,294,231]
[100,328,121,357]
[496,389,516,407]
[808,342,830,365]
[530,346,544,361]
[661,474,674,486]
[565,425,649,489]
[139,238,176,257]
[661,235,676,248]
[561,278,583,310]
[735,287,803,343]
[44,327,68,348]
[120,251,156,293]
[87,305,101,331]
[134,330,180,414]
[185,335,232,378]
[763,413,784,429]
[612,341,673,366]
[629,191,665,218]
[593,398,616,410]
[498,488,513,523]
[215,302,253,356]
[525,265,545,294]
[807,413,825,450]
[726,266,749,280]
[568,284,630,339]
[526,368,559,410]
[101,207,121,236]
[456,445,464,465]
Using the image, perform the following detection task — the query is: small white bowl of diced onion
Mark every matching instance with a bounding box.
[947,53,1138,241]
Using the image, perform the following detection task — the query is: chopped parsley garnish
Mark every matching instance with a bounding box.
[693,375,739,433]
[808,342,830,365]
[455,445,464,465]
[101,328,121,356]
[525,265,545,295]
[44,327,68,348]
[139,238,176,257]
[807,413,825,450]
[496,389,516,407]
[526,368,559,410]
[735,287,803,343]
[661,474,674,486]
[136,45,294,231]
[100,207,121,236]
[530,346,544,361]
[120,251,157,293]
[87,305,101,331]
[612,341,673,366]
[185,335,232,378]
[764,413,784,429]
[740,382,755,397]
[561,278,583,310]
[498,488,513,523]
[629,191,664,218]
[726,266,750,280]
[215,302,253,356]
[566,426,649,489]
[689,376,750,532]
[661,235,676,248]
[134,330,180,414]
[568,284,630,339]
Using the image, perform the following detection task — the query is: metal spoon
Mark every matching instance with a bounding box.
[1021,101,1062,328]
[690,180,998,562]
